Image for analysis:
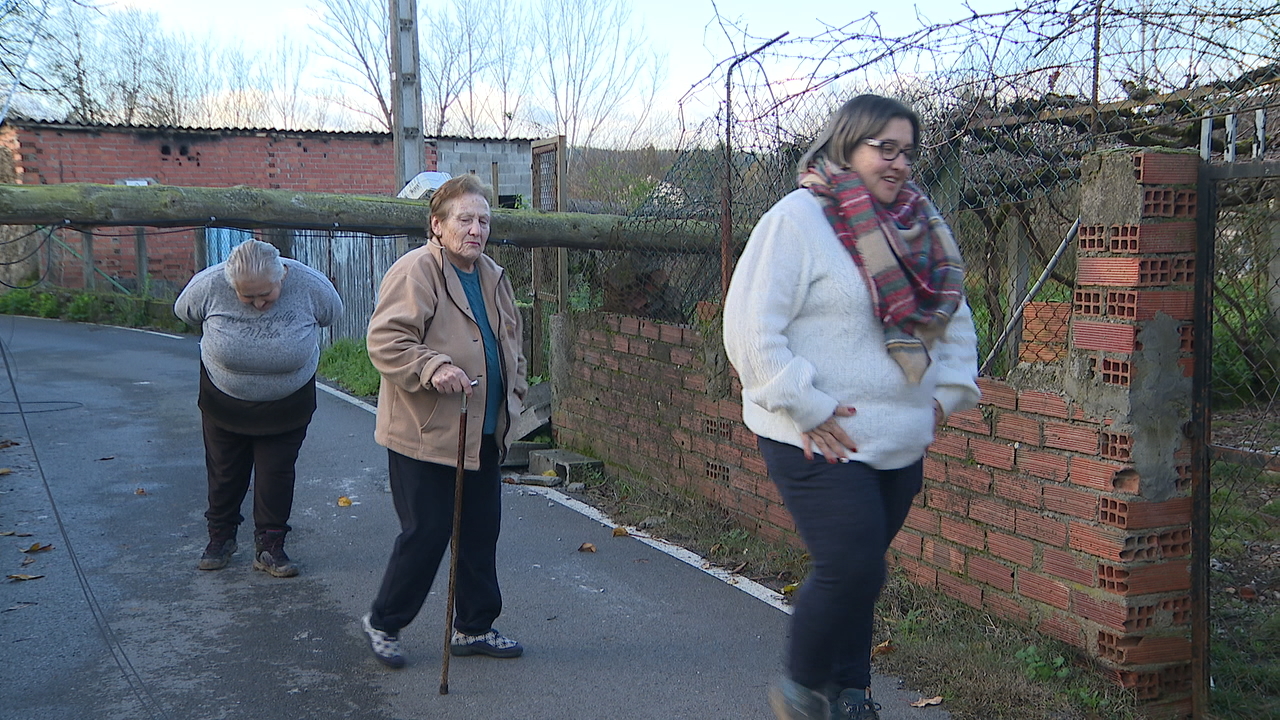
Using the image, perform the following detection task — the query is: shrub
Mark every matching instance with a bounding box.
[33,292,61,318]
[0,289,34,315]
[64,294,99,322]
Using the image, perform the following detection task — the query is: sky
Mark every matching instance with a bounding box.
[108,0,1010,97]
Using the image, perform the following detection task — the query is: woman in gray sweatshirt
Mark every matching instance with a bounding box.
[174,239,342,577]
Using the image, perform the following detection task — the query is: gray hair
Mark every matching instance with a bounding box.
[224,239,284,285]
[797,94,921,174]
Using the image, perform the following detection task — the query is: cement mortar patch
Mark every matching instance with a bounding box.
[1006,359,1066,389]
[1079,150,1144,226]
[1129,314,1190,501]
[1064,350,1131,420]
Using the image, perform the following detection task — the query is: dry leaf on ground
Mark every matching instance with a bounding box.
[0,468,11,475]
[910,696,944,708]
[337,496,352,507]
[97,456,115,461]
[7,574,44,581]
[611,527,629,537]
[0,531,32,537]
[872,639,895,657]
[134,488,147,495]
[578,542,596,553]
[20,555,34,567]
[21,542,53,554]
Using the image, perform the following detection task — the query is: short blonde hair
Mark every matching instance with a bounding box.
[224,239,284,285]
[797,94,921,173]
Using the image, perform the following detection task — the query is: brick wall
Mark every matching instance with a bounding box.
[553,149,1200,719]
[1,120,415,288]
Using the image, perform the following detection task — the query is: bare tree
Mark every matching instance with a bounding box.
[418,0,482,136]
[482,0,533,138]
[452,0,493,136]
[261,38,319,129]
[312,0,392,131]
[532,0,664,167]
[24,0,108,122]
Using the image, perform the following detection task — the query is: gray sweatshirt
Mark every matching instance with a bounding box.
[174,258,343,401]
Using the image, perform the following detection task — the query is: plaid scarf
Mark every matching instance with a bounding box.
[798,159,965,384]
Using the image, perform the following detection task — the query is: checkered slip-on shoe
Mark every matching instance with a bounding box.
[449,629,524,658]
[361,614,406,669]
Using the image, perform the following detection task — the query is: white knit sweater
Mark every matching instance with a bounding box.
[723,189,981,470]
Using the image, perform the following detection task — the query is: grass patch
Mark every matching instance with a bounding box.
[874,573,1143,720]
[577,466,808,587]
[318,338,381,396]
[574,463,1146,719]
[0,287,185,332]
[1207,460,1280,717]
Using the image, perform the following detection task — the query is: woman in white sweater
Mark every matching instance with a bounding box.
[724,95,980,720]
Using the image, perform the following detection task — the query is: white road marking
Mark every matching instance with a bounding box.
[318,381,792,615]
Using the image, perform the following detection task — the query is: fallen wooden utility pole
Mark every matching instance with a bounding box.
[0,182,725,253]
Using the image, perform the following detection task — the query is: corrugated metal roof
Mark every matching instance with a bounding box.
[3,114,390,138]
[3,114,540,144]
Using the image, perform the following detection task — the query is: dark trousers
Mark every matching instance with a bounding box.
[758,437,922,692]
[369,436,503,635]
[202,414,309,534]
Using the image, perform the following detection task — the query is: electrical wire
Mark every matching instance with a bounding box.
[0,399,82,413]
[0,329,172,720]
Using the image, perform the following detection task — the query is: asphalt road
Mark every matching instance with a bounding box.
[0,315,949,720]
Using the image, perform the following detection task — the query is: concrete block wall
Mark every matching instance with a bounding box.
[552,148,1200,718]
[433,138,532,203]
[1,120,415,288]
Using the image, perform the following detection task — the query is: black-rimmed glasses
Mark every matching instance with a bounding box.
[862,138,918,163]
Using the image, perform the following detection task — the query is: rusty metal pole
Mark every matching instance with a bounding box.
[1189,163,1216,719]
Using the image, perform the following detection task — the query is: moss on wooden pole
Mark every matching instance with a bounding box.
[0,183,725,253]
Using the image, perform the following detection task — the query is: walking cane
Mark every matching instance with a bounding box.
[440,379,477,695]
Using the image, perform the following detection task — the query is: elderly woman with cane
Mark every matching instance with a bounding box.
[360,174,528,671]
[724,94,980,720]
[175,239,343,577]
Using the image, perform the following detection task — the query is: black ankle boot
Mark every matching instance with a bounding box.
[252,529,298,578]
[198,524,237,570]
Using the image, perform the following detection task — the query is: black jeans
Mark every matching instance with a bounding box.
[202,415,309,534]
[369,436,503,635]
[758,437,922,692]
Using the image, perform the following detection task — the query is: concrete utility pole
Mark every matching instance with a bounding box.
[390,0,425,192]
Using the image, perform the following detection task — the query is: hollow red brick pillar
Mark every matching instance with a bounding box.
[1061,149,1199,718]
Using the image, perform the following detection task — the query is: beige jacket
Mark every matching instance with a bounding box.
[367,241,527,469]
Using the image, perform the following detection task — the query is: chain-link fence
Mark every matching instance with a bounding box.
[1200,170,1280,716]
[559,1,1279,380]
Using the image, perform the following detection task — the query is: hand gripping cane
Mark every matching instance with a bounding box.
[440,379,477,695]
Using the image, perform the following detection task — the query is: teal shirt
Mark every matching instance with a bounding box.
[453,265,503,435]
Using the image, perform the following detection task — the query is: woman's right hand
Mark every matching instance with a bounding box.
[801,406,857,463]
[429,364,474,394]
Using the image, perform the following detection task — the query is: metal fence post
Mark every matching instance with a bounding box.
[134,227,147,295]
[80,229,94,291]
